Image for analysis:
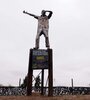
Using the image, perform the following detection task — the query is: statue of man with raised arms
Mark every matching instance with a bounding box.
[23,10,53,49]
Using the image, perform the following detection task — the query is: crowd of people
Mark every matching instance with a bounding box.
[0,86,90,96]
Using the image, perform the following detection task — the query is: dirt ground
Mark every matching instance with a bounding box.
[0,95,90,100]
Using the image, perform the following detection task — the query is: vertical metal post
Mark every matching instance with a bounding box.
[71,78,73,88]
[71,78,74,95]
[41,69,44,95]
[48,49,53,96]
[19,78,21,87]
[27,49,33,96]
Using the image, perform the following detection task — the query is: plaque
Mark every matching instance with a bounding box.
[32,49,48,69]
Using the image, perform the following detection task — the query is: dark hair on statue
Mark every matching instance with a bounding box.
[41,10,46,15]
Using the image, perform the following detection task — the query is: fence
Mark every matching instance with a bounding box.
[0,86,90,96]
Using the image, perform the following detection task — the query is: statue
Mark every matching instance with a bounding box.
[23,10,53,49]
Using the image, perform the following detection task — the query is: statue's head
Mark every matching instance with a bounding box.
[41,10,46,16]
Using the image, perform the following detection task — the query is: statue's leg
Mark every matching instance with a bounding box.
[46,37,50,48]
[35,32,40,49]
[35,38,39,49]
[44,30,50,48]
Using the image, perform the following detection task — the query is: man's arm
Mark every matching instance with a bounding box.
[45,10,53,19]
[23,10,38,19]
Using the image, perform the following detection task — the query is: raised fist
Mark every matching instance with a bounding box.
[23,10,26,13]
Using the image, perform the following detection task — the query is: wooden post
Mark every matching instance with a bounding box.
[48,49,53,96]
[41,69,44,95]
[27,49,33,96]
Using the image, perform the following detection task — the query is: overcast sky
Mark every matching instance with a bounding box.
[0,0,90,87]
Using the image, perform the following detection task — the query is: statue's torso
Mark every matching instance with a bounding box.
[38,16,49,29]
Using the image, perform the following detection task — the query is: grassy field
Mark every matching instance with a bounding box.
[0,95,90,100]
